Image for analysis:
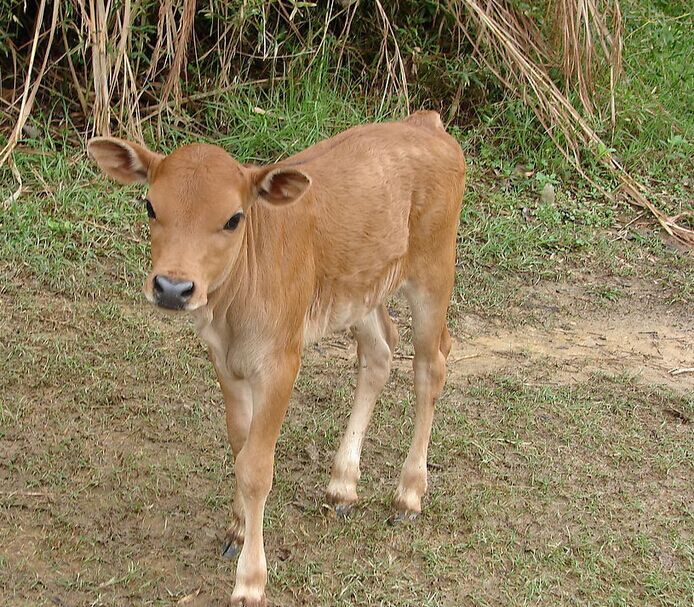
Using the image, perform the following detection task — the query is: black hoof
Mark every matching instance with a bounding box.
[334,503,353,518]
[221,539,241,559]
[388,510,419,525]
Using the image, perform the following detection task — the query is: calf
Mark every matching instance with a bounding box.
[88,110,466,606]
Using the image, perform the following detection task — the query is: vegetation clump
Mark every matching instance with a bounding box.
[1,0,692,240]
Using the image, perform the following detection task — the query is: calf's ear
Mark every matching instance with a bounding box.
[253,166,311,206]
[87,137,163,185]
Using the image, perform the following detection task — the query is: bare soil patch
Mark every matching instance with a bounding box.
[320,279,693,394]
[446,311,693,391]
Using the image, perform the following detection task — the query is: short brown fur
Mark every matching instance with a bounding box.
[88,111,466,606]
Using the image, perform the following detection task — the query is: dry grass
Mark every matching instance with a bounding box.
[0,0,58,199]
[453,0,693,245]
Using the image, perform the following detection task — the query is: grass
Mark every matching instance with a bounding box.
[1,2,693,606]
[2,287,692,606]
[2,101,691,318]
[614,1,694,195]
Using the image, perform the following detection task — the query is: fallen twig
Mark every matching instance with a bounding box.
[178,588,202,605]
[669,367,694,376]
[450,353,481,363]
[1,490,54,500]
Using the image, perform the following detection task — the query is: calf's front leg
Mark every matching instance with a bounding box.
[230,352,300,607]
[213,367,253,557]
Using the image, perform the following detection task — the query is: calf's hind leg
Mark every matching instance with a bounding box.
[327,305,398,513]
[394,282,453,519]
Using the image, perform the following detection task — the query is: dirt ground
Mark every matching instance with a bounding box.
[1,273,692,606]
[353,286,692,394]
[446,287,693,392]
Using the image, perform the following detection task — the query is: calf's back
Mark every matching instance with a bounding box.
[223,112,466,345]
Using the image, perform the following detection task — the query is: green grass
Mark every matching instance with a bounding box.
[460,1,693,221]
[0,64,394,301]
[614,1,694,193]
[2,99,691,318]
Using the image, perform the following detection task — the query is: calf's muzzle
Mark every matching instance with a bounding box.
[153,275,195,310]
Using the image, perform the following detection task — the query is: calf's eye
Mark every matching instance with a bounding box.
[224,212,244,231]
[145,199,156,220]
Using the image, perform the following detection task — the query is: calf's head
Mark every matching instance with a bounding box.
[88,138,311,311]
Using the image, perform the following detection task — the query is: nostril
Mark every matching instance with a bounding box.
[153,275,164,294]
[180,282,195,300]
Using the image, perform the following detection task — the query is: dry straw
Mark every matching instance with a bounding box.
[453,0,692,245]
[1,0,692,245]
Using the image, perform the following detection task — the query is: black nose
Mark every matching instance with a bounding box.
[153,275,195,310]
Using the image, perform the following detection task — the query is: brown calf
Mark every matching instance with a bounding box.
[88,111,466,606]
